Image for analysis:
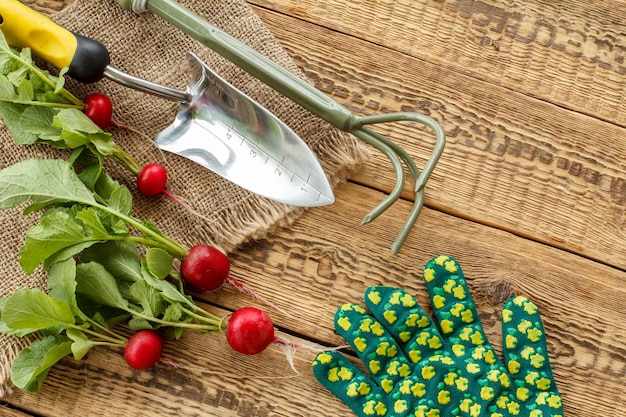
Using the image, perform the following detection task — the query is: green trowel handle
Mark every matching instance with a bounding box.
[114,0,357,131]
[0,0,110,83]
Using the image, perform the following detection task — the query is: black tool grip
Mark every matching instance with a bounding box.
[69,34,111,83]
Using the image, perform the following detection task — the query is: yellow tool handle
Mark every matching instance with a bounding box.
[0,0,110,83]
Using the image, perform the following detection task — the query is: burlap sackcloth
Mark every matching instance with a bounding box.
[0,0,368,396]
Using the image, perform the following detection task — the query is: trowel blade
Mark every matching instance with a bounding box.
[154,53,334,207]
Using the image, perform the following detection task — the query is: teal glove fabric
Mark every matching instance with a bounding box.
[313,255,563,417]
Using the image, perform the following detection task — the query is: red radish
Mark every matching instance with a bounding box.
[124,330,163,370]
[82,94,203,214]
[136,163,189,207]
[181,245,296,318]
[180,245,230,292]
[83,93,114,129]
[137,163,168,197]
[226,307,275,355]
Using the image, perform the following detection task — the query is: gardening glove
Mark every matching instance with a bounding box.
[313,255,563,417]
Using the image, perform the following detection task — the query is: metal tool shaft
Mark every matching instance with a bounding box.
[117,0,356,131]
[104,65,191,103]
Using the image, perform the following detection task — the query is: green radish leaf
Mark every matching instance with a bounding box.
[18,47,33,67]
[38,90,68,104]
[75,262,129,310]
[57,128,91,149]
[19,208,100,274]
[128,318,154,331]
[10,335,73,392]
[145,248,174,280]
[0,55,17,75]
[129,280,165,318]
[0,31,10,52]
[43,242,102,272]
[54,108,100,134]
[116,280,134,303]
[90,132,118,157]
[65,328,95,360]
[165,327,185,340]
[40,326,64,337]
[0,75,16,98]
[107,183,133,217]
[107,195,132,235]
[2,288,76,331]
[0,298,39,337]
[77,299,129,329]
[141,265,196,310]
[163,304,190,340]
[54,67,69,93]
[0,101,38,144]
[89,174,131,234]
[19,105,61,140]
[162,303,183,323]
[82,241,142,282]
[0,159,97,212]
[31,72,52,96]
[7,65,29,87]
[76,158,104,191]
[75,207,110,237]
[92,166,120,200]
[48,258,77,306]
[17,79,34,101]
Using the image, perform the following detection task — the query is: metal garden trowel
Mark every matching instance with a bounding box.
[0,0,334,207]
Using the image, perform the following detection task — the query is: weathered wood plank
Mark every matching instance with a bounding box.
[4,183,626,416]
[0,405,32,417]
[23,0,626,269]
[4,1,624,417]
[6,325,344,416]
[251,6,626,270]
[218,183,626,417]
[252,0,626,126]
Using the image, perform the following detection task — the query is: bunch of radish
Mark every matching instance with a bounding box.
[0,41,301,389]
[82,93,290,370]
[125,306,276,370]
[127,244,281,370]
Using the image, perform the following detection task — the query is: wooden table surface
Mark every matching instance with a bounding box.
[3,0,625,416]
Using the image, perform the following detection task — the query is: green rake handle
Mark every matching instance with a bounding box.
[115,0,445,253]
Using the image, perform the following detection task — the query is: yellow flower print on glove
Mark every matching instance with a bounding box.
[312,255,563,417]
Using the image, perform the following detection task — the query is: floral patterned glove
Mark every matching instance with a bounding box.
[313,255,563,417]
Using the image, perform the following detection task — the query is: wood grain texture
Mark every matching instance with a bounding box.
[252,0,626,126]
[2,0,625,416]
[0,405,32,417]
[5,184,626,416]
[251,5,626,270]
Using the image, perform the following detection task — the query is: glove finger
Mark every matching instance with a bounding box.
[363,286,445,364]
[312,350,403,417]
[423,255,489,350]
[334,303,414,391]
[501,296,563,411]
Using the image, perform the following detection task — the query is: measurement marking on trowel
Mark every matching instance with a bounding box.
[202,119,331,203]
